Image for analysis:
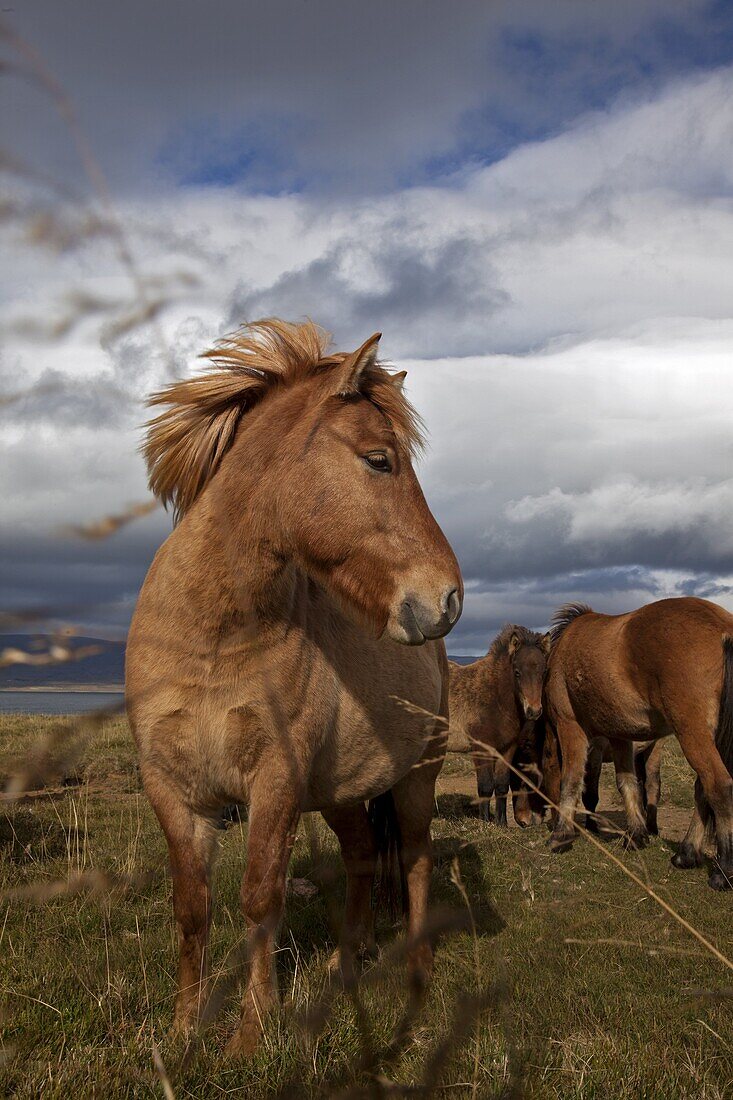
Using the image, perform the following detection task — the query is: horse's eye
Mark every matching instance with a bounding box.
[364,453,392,473]
[514,668,521,679]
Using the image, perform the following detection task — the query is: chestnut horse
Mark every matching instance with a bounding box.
[447,626,550,825]
[126,320,463,1054]
[544,598,733,890]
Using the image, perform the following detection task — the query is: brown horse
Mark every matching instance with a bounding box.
[544,598,733,890]
[125,320,463,1054]
[447,626,551,825]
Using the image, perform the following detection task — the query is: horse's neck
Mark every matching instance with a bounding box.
[478,653,515,716]
[171,495,301,644]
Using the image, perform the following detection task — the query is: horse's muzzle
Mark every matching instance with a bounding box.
[390,586,463,645]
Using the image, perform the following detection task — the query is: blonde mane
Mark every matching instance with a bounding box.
[143,318,425,520]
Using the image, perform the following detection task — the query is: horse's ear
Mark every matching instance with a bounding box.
[333,332,381,395]
[540,631,552,657]
[387,370,407,392]
[508,632,520,656]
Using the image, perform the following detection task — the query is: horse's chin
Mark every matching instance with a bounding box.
[385,621,428,646]
[384,600,454,646]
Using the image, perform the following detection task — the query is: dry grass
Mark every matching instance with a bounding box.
[1,716,732,1098]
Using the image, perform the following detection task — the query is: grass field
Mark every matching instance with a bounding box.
[1,713,732,1099]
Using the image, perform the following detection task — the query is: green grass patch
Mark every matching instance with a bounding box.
[1,716,732,1098]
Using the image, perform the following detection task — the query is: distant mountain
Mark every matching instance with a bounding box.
[0,635,125,689]
[0,634,478,689]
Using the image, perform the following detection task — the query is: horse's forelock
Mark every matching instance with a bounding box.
[142,318,424,521]
[489,624,547,660]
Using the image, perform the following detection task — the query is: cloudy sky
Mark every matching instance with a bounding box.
[2,0,733,652]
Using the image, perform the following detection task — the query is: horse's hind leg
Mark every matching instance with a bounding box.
[322,803,377,981]
[226,772,301,1057]
[609,739,649,848]
[672,778,712,870]
[146,778,219,1033]
[638,739,665,835]
[582,740,604,834]
[541,721,562,828]
[549,717,588,851]
[673,727,733,890]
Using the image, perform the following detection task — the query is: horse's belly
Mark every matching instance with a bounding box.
[574,682,651,741]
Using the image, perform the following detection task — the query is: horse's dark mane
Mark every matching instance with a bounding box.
[550,602,594,643]
[489,624,546,660]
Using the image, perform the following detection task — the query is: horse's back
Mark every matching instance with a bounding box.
[446,657,489,752]
[548,597,733,739]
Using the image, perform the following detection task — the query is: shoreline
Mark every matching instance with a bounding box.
[0,685,124,694]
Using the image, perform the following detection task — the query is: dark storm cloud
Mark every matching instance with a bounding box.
[0,515,167,631]
[2,0,726,197]
[229,232,508,357]
[0,367,134,429]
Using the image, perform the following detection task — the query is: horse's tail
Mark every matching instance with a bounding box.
[715,635,733,775]
[368,790,407,922]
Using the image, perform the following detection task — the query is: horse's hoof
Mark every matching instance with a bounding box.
[169,1012,198,1040]
[708,868,733,891]
[646,810,659,836]
[225,1029,259,1058]
[584,816,599,834]
[326,948,346,978]
[548,833,573,853]
[624,830,650,851]
[671,847,702,870]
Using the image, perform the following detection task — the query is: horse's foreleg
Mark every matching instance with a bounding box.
[609,738,649,848]
[494,756,511,827]
[474,752,496,823]
[391,765,439,992]
[147,780,218,1034]
[511,770,533,827]
[322,802,377,982]
[549,717,588,851]
[226,778,300,1057]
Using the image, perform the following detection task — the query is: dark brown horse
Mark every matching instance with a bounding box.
[544,598,733,890]
[447,626,551,825]
[126,320,463,1054]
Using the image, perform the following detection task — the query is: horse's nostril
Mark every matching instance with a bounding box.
[445,587,461,625]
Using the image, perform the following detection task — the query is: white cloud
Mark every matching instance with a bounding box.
[3,60,733,643]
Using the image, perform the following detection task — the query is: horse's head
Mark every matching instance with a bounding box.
[144,321,462,646]
[508,630,551,720]
[285,333,463,644]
